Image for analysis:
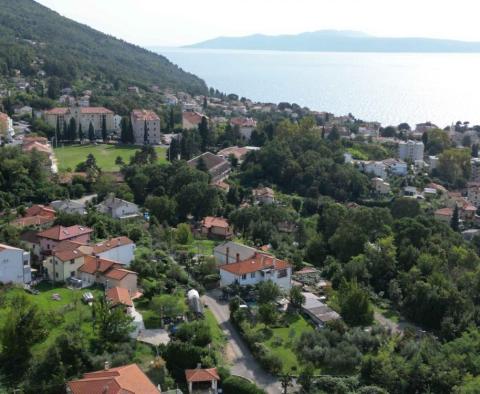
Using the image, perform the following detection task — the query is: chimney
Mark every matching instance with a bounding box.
[104,361,110,370]
[226,247,230,264]
[236,253,240,263]
[196,363,202,369]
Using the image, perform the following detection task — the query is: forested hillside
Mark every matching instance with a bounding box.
[0,0,207,94]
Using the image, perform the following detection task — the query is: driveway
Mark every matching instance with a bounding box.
[203,290,282,394]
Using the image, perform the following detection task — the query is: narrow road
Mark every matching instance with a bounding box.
[203,290,282,394]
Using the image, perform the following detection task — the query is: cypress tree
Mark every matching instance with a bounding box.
[88,122,95,142]
[68,117,77,141]
[78,123,84,141]
[451,205,460,231]
[101,116,107,142]
[120,116,128,144]
[62,121,67,142]
[144,119,149,145]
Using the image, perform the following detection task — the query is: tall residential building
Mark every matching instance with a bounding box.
[44,107,115,138]
[398,140,424,162]
[130,109,161,145]
[0,243,31,284]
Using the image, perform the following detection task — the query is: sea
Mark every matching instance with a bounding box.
[157,48,480,127]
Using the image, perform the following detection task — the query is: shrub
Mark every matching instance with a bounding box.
[222,376,266,394]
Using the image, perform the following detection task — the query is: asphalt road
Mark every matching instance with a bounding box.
[203,290,282,394]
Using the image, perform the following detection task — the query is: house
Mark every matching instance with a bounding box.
[43,241,87,282]
[185,367,220,394]
[230,117,257,141]
[429,156,439,171]
[219,252,292,290]
[128,86,140,94]
[182,111,206,130]
[398,140,424,162]
[302,292,340,327]
[187,152,231,182]
[92,236,135,266]
[252,187,275,204]
[467,182,480,207]
[403,186,418,197]
[217,146,249,162]
[96,194,140,220]
[20,230,42,259]
[214,241,257,265]
[383,158,408,176]
[435,207,453,224]
[131,109,161,145]
[10,204,56,229]
[0,243,31,284]
[50,199,87,215]
[371,177,390,194]
[66,363,160,394]
[77,255,138,293]
[37,225,93,253]
[106,286,133,308]
[201,216,233,239]
[0,112,14,141]
[44,107,115,138]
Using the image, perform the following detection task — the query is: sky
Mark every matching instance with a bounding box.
[36,0,480,47]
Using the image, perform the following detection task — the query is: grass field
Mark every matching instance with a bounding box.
[253,313,315,374]
[54,144,167,172]
[0,283,102,355]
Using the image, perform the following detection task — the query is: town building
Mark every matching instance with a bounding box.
[185,367,220,394]
[50,199,87,215]
[471,158,480,182]
[219,252,292,290]
[182,111,206,130]
[92,236,135,266]
[467,182,480,207]
[0,243,31,284]
[230,117,257,141]
[0,112,14,141]
[43,107,115,138]
[252,187,275,204]
[187,152,231,182]
[96,194,140,220]
[398,140,424,162]
[37,225,93,254]
[106,286,133,308]
[200,216,233,239]
[66,364,160,394]
[131,109,161,145]
[434,207,453,224]
[371,177,391,194]
[43,241,87,282]
[214,241,257,265]
[10,204,56,229]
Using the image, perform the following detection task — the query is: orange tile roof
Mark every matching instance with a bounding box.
[25,205,56,218]
[435,207,453,217]
[52,240,87,262]
[220,252,291,276]
[67,364,160,394]
[93,237,134,254]
[104,268,137,281]
[10,215,54,228]
[37,225,93,241]
[185,367,220,383]
[183,111,205,125]
[230,117,257,127]
[202,216,230,229]
[79,107,113,114]
[78,255,118,274]
[132,109,160,121]
[106,287,133,307]
[44,108,69,115]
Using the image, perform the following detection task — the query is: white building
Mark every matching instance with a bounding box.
[467,182,480,207]
[372,177,391,194]
[92,236,135,266]
[130,109,161,145]
[230,117,257,142]
[96,194,140,220]
[398,140,424,162]
[219,253,292,290]
[214,241,257,265]
[0,244,31,284]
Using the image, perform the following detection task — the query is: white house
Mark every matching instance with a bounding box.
[50,199,87,215]
[96,195,140,220]
[214,241,257,265]
[92,236,135,266]
[0,244,31,284]
[219,252,292,290]
[371,177,390,194]
[252,187,275,205]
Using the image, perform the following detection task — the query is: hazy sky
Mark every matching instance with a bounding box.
[36,0,480,47]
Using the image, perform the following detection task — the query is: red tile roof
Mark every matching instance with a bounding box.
[25,205,56,218]
[78,255,119,274]
[80,107,113,114]
[52,240,87,262]
[185,367,220,383]
[10,215,54,228]
[104,268,137,281]
[106,287,133,307]
[37,225,93,241]
[183,111,205,125]
[44,108,69,115]
[435,207,453,217]
[230,117,257,128]
[220,252,291,276]
[202,216,230,230]
[93,237,134,254]
[131,109,160,121]
[67,364,160,394]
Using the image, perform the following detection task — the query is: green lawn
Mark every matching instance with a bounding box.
[0,283,102,355]
[253,313,315,374]
[54,144,167,172]
[188,239,220,256]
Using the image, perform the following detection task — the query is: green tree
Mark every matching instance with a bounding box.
[289,285,306,309]
[78,122,84,141]
[451,205,460,231]
[258,280,281,304]
[258,302,278,326]
[88,121,95,142]
[92,295,134,345]
[102,115,108,141]
[120,116,130,143]
[339,280,374,327]
[68,117,77,141]
[144,119,149,145]
[145,195,177,224]
[176,223,193,244]
[196,156,208,172]
[198,116,210,151]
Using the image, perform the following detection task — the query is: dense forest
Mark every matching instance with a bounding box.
[0,0,207,94]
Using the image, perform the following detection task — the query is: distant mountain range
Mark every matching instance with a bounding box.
[187,30,480,52]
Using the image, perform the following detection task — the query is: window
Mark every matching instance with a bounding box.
[70,259,75,264]
[241,274,247,280]
[55,272,59,278]
[250,272,256,278]
[70,271,75,277]
[277,269,288,278]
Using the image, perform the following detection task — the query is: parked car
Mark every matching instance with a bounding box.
[66,277,83,289]
[82,292,94,304]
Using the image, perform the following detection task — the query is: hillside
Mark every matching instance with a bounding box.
[187,30,480,53]
[0,0,207,94]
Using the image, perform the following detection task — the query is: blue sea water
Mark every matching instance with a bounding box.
[157,48,480,127]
